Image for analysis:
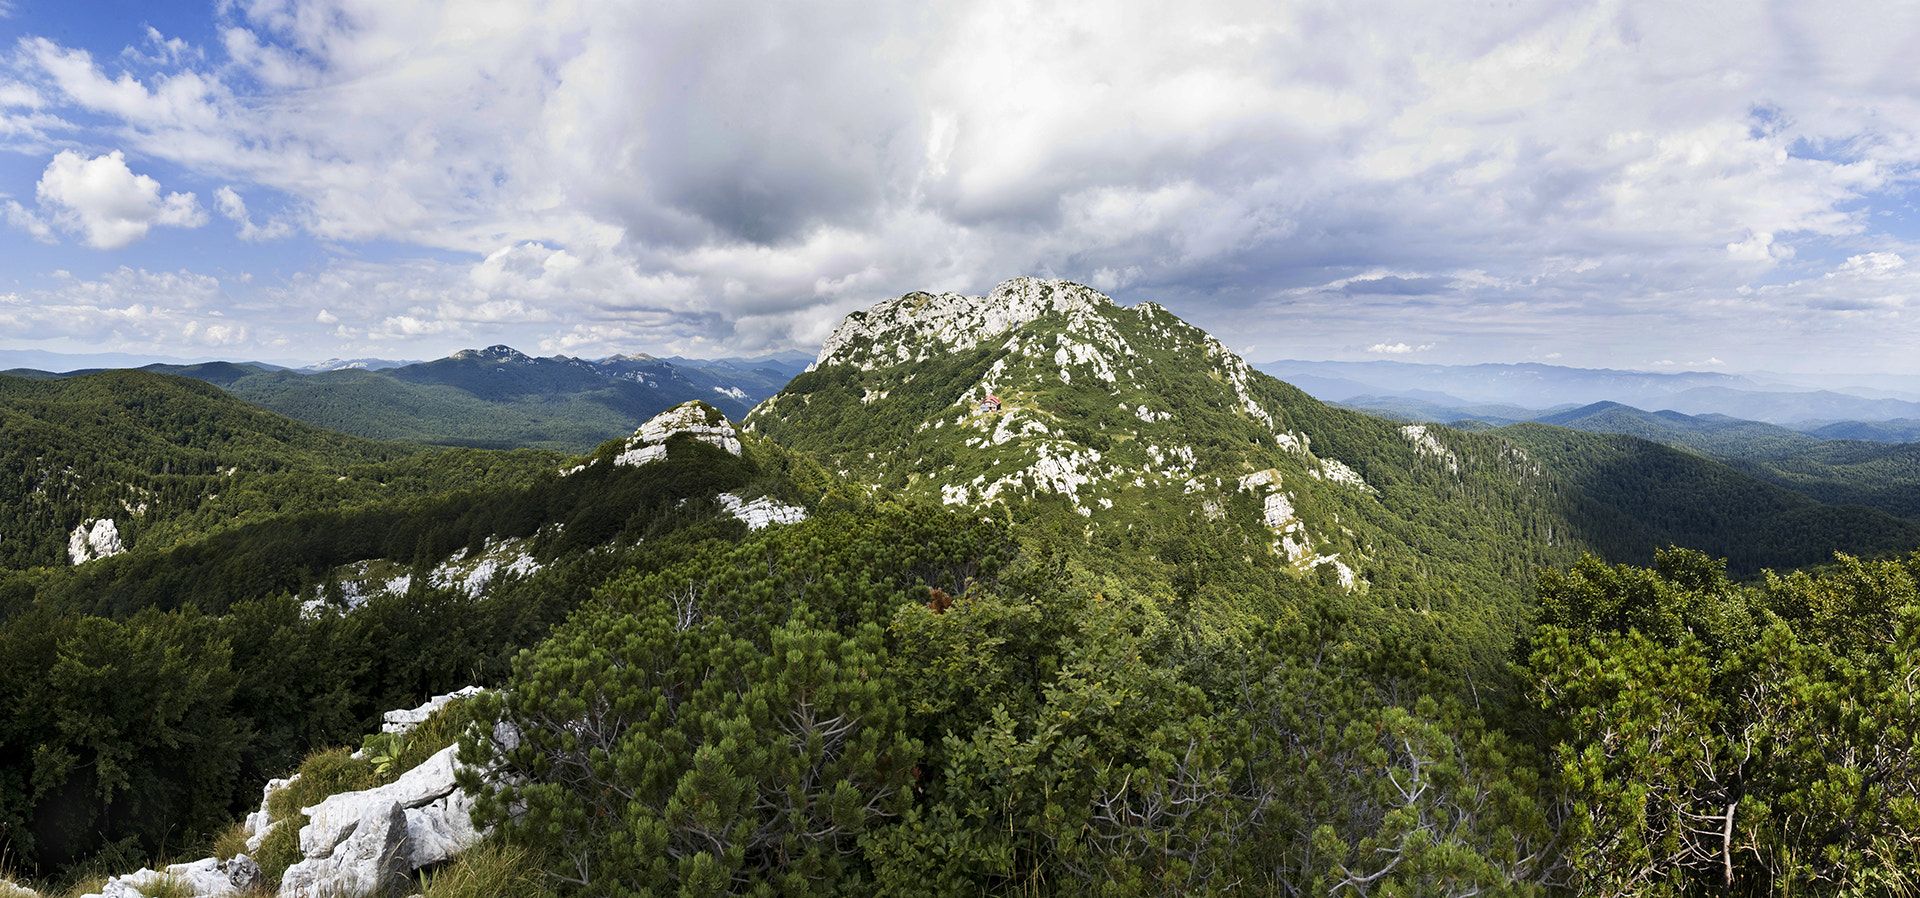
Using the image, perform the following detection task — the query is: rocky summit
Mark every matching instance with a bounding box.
[749,277,1557,594]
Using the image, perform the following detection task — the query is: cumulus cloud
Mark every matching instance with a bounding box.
[1367,342,1436,355]
[34,150,206,248]
[5,0,1920,368]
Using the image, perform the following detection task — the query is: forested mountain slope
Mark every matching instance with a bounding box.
[1495,423,1920,575]
[1492,403,1920,526]
[1531,401,1820,455]
[221,346,804,451]
[748,279,1920,666]
[0,397,830,877]
[0,369,554,571]
[13,282,1920,895]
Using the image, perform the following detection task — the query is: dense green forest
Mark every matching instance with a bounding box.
[1496,423,1920,576]
[1436,401,1920,530]
[10,310,1920,895]
[0,382,831,881]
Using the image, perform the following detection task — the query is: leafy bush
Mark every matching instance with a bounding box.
[1529,548,1920,894]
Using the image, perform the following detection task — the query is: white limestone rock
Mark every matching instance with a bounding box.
[1238,470,1282,492]
[282,743,481,897]
[67,518,124,564]
[611,443,669,467]
[814,278,1114,371]
[1315,459,1374,492]
[279,800,411,898]
[383,685,484,735]
[633,401,742,454]
[1400,424,1461,473]
[85,856,260,898]
[716,492,807,530]
[565,401,742,475]
[243,775,298,854]
[401,787,487,870]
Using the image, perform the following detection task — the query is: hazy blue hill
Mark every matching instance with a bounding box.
[139,360,283,387]
[1321,398,1920,528]
[1533,401,1821,455]
[660,351,813,379]
[1255,358,1754,406]
[1656,385,1920,423]
[1801,418,1920,442]
[1334,394,1545,425]
[223,368,645,451]
[205,346,798,452]
[386,346,652,402]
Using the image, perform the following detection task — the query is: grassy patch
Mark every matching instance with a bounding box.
[410,839,560,898]
[210,820,251,862]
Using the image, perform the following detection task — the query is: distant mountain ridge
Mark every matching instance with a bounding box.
[4,346,814,453]
[1259,358,1920,426]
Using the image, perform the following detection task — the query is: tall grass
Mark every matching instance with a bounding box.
[411,839,560,898]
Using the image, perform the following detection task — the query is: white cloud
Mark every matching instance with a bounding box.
[5,0,1920,369]
[0,267,244,352]
[34,150,207,249]
[1829,252,1908,279]
[3,199,54,242]
[1367,342,1435,355]
[214,185,291,241]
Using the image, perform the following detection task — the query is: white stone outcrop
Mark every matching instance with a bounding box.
[717,493,807,530]
[76,688,497,898]
[1400,424,1461,473]
[632,401,742,455]
[382,685,484,735]
[567,401,743,475]
[68,518,124,564]
[243,777,289,855]
[278,743,484,897]
[814,278,1113,370]
[86,855,261,898]
[279,801,411,898]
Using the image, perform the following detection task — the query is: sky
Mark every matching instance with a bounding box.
[2,0,1920,374]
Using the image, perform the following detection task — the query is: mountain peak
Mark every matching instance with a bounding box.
[452,345,535,364]
[813,277,1115,371]
[751,277,1382,589]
